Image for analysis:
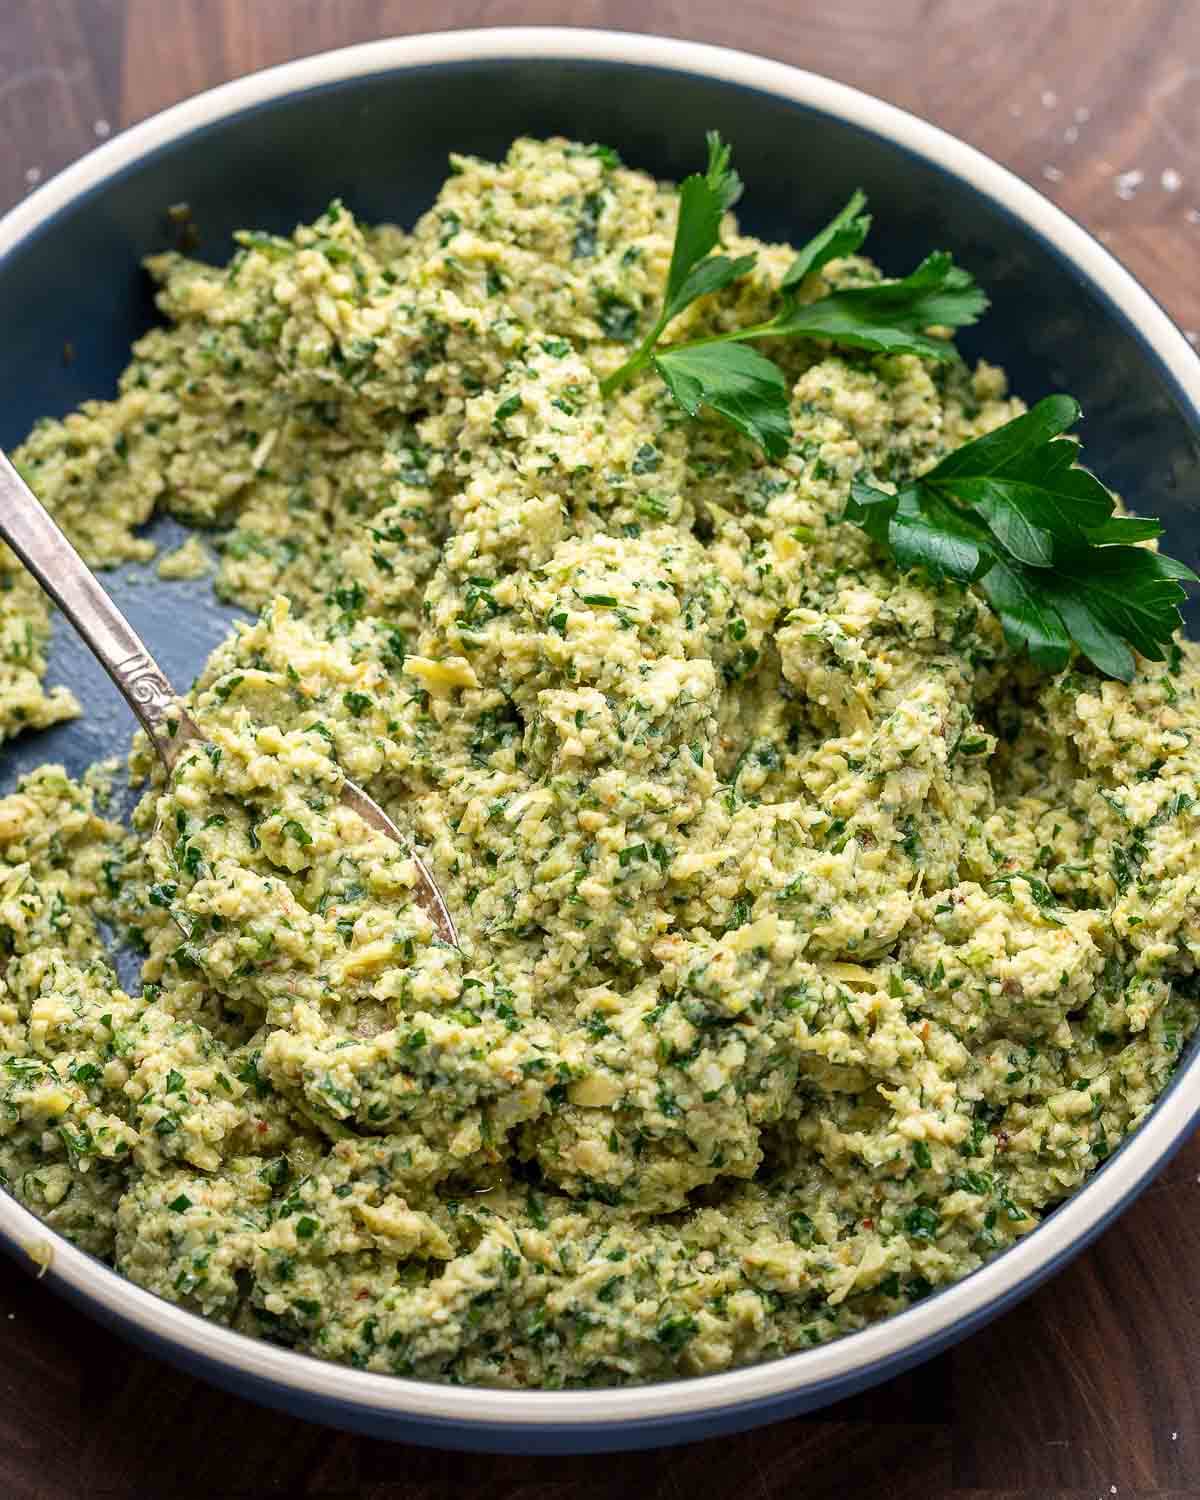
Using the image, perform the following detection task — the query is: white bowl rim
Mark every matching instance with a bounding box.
[2,25,1199,1433]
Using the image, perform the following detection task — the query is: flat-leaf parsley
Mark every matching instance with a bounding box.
[845,395,1198,680]
[599,133,986,457]
[599,135,1194,680]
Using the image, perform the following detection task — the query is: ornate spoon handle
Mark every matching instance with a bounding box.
[0,449,200,763]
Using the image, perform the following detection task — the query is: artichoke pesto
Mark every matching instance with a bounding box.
[1,137,1198,1388]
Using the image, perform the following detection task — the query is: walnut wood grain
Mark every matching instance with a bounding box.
[2,3,1200,1495]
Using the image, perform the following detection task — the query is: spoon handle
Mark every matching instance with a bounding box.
[0,449,185,764]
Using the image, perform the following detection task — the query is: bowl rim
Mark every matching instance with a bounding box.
[2,24,1200,1433]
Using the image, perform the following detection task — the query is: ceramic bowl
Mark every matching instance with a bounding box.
[1,27,1198,1454]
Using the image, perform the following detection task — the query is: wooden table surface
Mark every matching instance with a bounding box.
[2,3,1199,1496]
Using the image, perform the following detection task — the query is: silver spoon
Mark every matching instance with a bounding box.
[0,450,458,946]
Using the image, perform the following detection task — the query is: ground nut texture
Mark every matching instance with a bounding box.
[0,139,1197,1387]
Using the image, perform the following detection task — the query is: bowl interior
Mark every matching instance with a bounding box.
[6,58,1200,784]
[6,55,1200,780]
[1,43,1199,1444]
[4,57,1200,788]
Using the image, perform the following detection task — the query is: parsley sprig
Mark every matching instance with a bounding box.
[597,133,1195,679]
[845,395,1197,681]
[598,134,987,456]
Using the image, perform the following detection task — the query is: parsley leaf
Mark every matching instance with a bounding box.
[853,485,991,582]
[599,132,753,396]
[600,137,985,455]
[975,555,1073,672]
[844,395,1197,680]
[655,342,791,460]
[918,394,1114,563]
[663,251,758,327]
[1032,542,1197,680]
[662,132,748,323]
[779,188,871,290]
[766,251,987,361]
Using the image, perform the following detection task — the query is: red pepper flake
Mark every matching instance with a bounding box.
[861,1218,874,1229]
[256,1120,269,1133]
[355,1288,370,1300]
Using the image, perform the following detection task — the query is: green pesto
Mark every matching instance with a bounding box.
[0,138,1197,1388]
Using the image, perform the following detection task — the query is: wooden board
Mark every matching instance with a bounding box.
[1,3,1199,1495]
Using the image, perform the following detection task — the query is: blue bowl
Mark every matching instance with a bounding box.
[2,27,1199,1453]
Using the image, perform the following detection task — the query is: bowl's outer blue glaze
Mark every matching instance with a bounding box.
[1,46,1200,1452]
